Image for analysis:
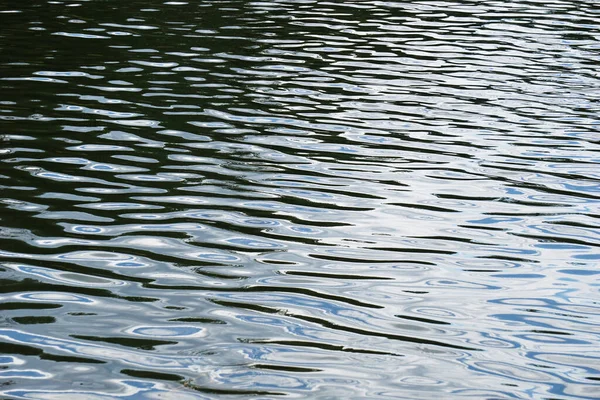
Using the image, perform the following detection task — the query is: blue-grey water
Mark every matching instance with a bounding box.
[1,0,599,399]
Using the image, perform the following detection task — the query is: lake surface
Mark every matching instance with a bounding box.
[1,0,599,398]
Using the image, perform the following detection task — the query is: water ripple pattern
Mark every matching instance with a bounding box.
[1,0,599,398]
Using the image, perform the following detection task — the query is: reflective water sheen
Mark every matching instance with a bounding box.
[1,0,599,398]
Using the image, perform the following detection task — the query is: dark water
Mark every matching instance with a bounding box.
[1,0,599,398]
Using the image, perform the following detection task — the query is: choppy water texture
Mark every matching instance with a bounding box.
[1,0,599,399]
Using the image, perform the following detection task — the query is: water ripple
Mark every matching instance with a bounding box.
[1,0,599,398]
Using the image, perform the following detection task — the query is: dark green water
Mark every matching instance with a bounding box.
[1,0,599,398]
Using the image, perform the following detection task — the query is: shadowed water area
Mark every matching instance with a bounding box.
[0,0,599,398]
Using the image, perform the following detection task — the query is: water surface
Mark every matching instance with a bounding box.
[1,0,599,399]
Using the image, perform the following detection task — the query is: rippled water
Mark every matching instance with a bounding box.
[1,0,599,398]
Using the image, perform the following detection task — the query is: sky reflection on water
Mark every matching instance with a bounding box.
[1,0,599,398]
